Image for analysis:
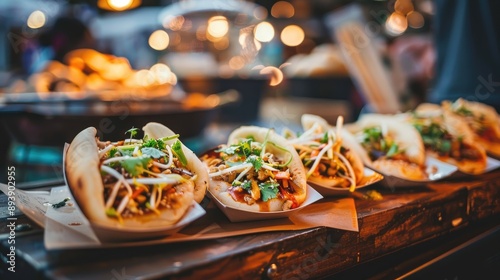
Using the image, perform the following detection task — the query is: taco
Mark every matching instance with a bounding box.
[344,114,427,180]
[284,114,364,192]
[442,98,500,157]
[201,126,307,212]
[408,103,488,174]
[65,123,208,228]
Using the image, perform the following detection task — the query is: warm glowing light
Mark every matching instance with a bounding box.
[168,16,185,31]
[254,38,262,51]
[407,11,425,28]
[394,0,414,15]
[108,0,133,11]
[280,25,304,47]
[239,33,249,47]
[196,25,207,41]
[254,22,275,43]
[385,12,408,36]
[229,56,246,70]
[101,58,131,81]
[213,37,229,50]
[27,10,46,29]
[253,6,268,20]
[259,66,283,86]
[271,1,295,18]
[149,30,169,51]
[150,63,173,84]
[134,70,155,87]
[169,33,181,46]
[98,0,140,12]
[207,16,229,38]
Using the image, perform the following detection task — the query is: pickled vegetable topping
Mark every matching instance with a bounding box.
[98,132,195,222]
[205,131,299,210]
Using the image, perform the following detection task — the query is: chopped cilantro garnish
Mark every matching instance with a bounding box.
[245,155,264,171]
[216,137,261,158]
[361,126,402,159]
[109,147,118,158]
[241,180,252,190]
[362,127,383,143]
[142,138,166,150]
[216,145,240,155]
[259,180,280,202]
[121,156,152,176]
[240,139,252,157]
[141,147,166,159]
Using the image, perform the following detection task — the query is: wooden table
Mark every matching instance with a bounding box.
[1,169,499,279]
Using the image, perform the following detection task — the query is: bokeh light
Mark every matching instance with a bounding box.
[271,1,295,18]
[207,16,229,38]
[254,22,275,43]
[149,30,170,51]
[385,12,408,36]
[213,37,230,50]
[229,56,246,70]
[27,10,46,29]
[259,66,283,86]
[150,63,174,84]
[280,25,305,47]
[407,11,425,28]
[108,0,133,11]
[253,6,268,20]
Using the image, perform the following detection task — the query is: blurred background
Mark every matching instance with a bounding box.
[0,0,439,182]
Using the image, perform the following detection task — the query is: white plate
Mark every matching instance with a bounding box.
[308,167,384,196]
[208,185,323,222]
[379,157,458,188]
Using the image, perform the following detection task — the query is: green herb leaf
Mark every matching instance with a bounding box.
[259,180,280,202]
[241,180,252,190]
[215,145,240,155]
[438,140,451,154]
[121,156,152,176]
[455,106,473,117]
[241,139,252,157]
[216,137,259,158]
[125,127,138,140]
[172,140,188,166]
[52,197,70,209]
[119,149,133,157]
[141,147,166,159]
[245,155,263,171]
[142,138,166,150]
[362,127,383,143]
[109,147,118,158]
[319,131,329,144]
[385,143,399,158]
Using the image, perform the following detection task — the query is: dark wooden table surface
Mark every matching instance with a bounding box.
[1,169,499,280]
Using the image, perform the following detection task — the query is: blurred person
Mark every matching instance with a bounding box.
[430,0,500,111]
[390,0,500,112]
